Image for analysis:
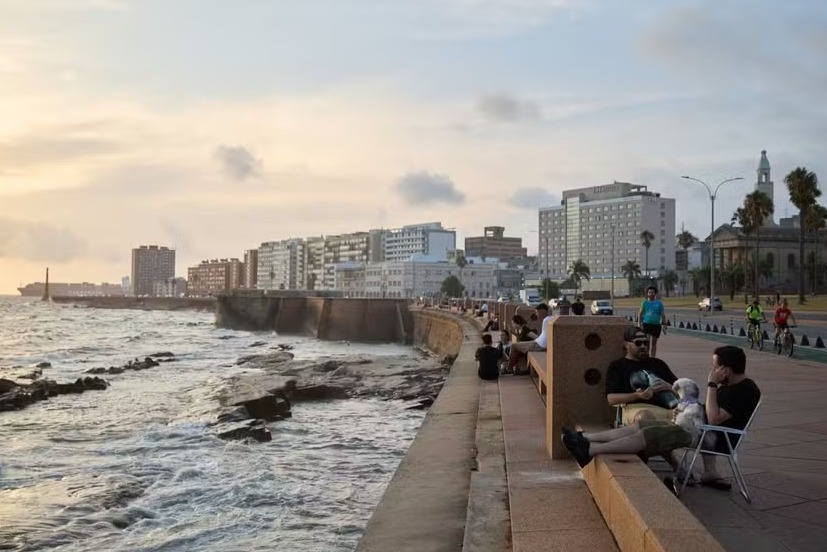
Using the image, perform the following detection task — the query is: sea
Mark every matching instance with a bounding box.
[0,297,426,552]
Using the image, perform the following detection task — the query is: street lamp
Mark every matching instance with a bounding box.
[681,176,745,302]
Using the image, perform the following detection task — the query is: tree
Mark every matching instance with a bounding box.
[640,230,655,277]
[804,204,827,294]
[621,260,642,297]
[567,259,591,293]
[676,228,698,251]
[454,253,468,297]
[441,275,464,298]
[732,190,774,300]
[719,262,746,300]
[660,270,679,298]
[540,278,559,301]
[785,167,820,303]
[689,266,710,297]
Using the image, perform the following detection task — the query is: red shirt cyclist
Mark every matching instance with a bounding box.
[773,298,798,342]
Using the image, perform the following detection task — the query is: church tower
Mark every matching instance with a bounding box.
[756,149,774,225]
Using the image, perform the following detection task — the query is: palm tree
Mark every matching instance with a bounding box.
[660,270,679,298]
[621,260,642,296]
[676,228,698,251]
[454,252,468,297]
[640,230,655,278]
[804,204,827,294]
[688,266,710,297]
[732,190,774,300]
[567,259,591,294]
[785,167,821,304]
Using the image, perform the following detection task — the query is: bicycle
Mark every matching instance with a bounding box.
[747,321,764,351]
[774,325,796,357]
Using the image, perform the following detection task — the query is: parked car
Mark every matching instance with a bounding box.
[549,297,563,308]
[590,299,614,315]
[699,297,723,311]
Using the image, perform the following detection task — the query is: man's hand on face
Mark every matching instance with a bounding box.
[635,387,654,400]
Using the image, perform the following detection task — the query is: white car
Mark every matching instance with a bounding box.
[590,300,614,315]
[698,297,723,311]
[549,297,563,308]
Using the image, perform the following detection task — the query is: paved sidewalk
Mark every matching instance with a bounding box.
[656,331,827,552]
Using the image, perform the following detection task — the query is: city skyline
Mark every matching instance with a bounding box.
[2,0,826,294]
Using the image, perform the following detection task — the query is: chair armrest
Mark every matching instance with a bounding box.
[699,424,745,436]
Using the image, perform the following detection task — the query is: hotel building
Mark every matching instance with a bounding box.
[131,245,176,297]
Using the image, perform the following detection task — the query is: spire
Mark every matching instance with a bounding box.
[758,149,771,171]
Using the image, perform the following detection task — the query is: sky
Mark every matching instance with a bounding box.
[2,0,827,294]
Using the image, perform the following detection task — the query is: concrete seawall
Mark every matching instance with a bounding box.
[216,295,413,343]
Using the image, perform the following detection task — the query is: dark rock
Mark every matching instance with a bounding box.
[314,360,341,373]
[236,351,295,367]
[218,420,272,442]
[0,378,17,393]
[249,341,266,348]
[275,343,294,351]
[216,406,251,424]
[36,362,52,369]
[279,383,350,402]
[150,352,175,358]
[233,393,292,420]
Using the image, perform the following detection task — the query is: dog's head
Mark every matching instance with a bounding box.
[672,378,700,401]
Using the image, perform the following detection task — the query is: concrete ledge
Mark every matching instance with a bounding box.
[582,454,725,552]
[526,352,547,398]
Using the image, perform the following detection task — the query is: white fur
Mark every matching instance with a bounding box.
[672,378,706,435]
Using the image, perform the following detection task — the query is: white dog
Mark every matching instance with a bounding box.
[672,378,706,436]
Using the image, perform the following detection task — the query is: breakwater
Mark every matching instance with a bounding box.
[50,296,216,311]
[216,295,414,343]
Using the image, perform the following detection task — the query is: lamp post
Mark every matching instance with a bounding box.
[610,225,615,308]
[681,176,744,302]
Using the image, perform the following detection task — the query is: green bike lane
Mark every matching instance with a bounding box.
[667,326,827,365]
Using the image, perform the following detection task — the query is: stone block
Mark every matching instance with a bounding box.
[545,316,630,458]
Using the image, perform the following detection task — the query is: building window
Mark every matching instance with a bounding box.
[787,254,796,268]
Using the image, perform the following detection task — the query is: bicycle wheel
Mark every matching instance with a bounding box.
[775,335,782,355]
[747,327,755,349]
[757,330,764,351]
[785,333,794,357]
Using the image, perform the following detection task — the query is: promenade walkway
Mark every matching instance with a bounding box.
[498,327,827,551]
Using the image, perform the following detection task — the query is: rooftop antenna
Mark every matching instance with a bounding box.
[42,267,50,301]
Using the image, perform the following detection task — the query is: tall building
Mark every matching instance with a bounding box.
[187,258,244,296]
[243,249,258,289]
[464,226,527,261]
[257,238,307,290]
[539,182,676,280]
[131,245,176,297]
[377,222,456,262]
[756,149,775,226]
[305,232,380,290]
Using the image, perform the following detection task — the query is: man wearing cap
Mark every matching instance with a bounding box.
[605,326,678,425]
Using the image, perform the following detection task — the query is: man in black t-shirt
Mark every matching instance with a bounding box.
[475,334,501,381]
[605,326,679,425]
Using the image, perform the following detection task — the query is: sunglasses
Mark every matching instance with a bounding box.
[630,339,649,347]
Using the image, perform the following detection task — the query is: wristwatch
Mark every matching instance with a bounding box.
[707,381,719,388]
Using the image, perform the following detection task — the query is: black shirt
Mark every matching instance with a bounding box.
[476,346,501,380]
[605,357,678,407]
[717,378,761,447]
[516,326,535,342]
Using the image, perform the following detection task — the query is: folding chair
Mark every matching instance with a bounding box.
[676,400,761,504]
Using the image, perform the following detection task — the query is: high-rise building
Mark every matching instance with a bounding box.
[377,222,456,262]
[257,238,307,290]
[539,182,676,280]
[243,249,258,289]
[187,258,244,296]
[131,245,176,297]
[464,226,527,261]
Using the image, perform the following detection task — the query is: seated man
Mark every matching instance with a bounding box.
[482,314,500,332]
[475,334,500,381]
[507,303,552,371]
[605,326,678,425]
[562,345,761,492]
[496,329,511,374]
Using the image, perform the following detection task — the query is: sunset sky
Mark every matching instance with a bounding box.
[2,0,826,294]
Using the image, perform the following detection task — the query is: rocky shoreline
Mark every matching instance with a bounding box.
[1,347,454,442]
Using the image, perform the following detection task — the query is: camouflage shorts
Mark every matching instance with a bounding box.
[639,420,693,457]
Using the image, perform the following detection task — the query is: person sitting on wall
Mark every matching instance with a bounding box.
[476,333,501,381]
[563,345,760,493]
[508,303,553,371]
[483,314,500,332]
[557,296,572,315]
[497,329,512,374]
[511,314,537,342]
[606,326,679,426]
[571,296,585,315]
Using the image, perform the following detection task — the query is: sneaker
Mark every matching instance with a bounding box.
[561,433,592,468]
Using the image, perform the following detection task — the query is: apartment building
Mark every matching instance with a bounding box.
[538,182,676,280]
[378,222,456,262]
[257,239,307,290]
[131,245,176,297]
[187,258,244,296]
[242,249,258,289]
[464,226,527,262]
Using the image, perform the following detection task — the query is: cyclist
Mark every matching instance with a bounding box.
[745,298,766,345]
[772,297,797,344]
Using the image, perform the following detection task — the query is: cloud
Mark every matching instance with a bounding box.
[0,217,87,262]
[214,144,263,181]
[394,171,465,205]
[509,187,560,209]
[428,0,591,36]
[477,93,542,123]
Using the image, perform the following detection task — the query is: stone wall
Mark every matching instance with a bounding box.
[410,309,464,357]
